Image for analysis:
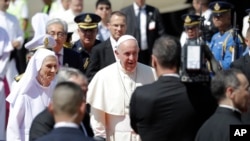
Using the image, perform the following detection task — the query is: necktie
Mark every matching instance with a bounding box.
[56,53,61,66]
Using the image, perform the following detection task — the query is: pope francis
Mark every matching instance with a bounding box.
[87,35,156,141]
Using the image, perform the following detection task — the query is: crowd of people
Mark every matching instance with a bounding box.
[1,0,250,141]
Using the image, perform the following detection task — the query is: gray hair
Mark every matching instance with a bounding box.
[57,67,87,84]
[211,69,242,101]
[152,35,181,69]
[46,18,68,33]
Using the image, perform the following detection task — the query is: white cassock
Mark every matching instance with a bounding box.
[6,79,55,141]
[87,62,157,141]
[0,28,13,140]
[0,11,24,90]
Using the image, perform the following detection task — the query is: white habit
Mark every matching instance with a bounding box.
[6,48,57,141]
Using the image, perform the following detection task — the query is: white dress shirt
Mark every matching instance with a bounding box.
[133,3,148,50]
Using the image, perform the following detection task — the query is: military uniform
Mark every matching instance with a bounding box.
[72,39,101,72]
[181,14,221,80]
[209,1,244,69]
[210,30,244,69]
[72,13,101,73]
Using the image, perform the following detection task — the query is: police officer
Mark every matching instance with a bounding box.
[181,14,221,78]
[72,13,101,73]
[182,14,201,45]
[209,1,244,69]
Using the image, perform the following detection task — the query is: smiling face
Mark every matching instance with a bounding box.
[115,39,139,73]
[37,56,58,86]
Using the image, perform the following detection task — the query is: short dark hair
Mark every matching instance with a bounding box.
[52,82,85,115]
[211,69,242,101]
[95,0,111,8]
[152,35,181,69]
[109,11,127,22]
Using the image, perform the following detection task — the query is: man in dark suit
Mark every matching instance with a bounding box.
[129,36,201,141]
[231,27,250,124]
[45,18,84,72]
[29,68,94,141]
[72,13,101,73]
[35,82,95,141]
[195,69,250,141]
[86,11,127,81]
[121,0,165,65]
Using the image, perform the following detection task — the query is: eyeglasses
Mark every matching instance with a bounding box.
[47,32,66,38]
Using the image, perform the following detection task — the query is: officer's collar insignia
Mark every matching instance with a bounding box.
[83,58,89,70]
[44,37,49,48]
[185,16,191,23]
[78,47,82,51]
[214,3,220,11]
[84,14,92,23]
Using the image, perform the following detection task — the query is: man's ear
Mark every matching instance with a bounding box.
[151,55,157,68]
[225,86,235,99]
[77,28,81,34]
[107,22,111,30]
[48,102,54,114]
[80,102,86,115]
[245,38,249,45]
[115,49,119,56]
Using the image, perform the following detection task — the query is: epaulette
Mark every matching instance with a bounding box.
[14,73,24,82]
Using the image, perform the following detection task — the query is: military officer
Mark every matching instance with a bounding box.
[181,14,221,79]
[72,13,101,73]
[209,1,244,69]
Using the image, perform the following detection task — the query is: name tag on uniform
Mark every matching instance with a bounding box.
[148,21,156,30]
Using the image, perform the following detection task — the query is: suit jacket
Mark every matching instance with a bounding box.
[86,38,116,81]
[63,48,84,73]
[35,127,95,141]
[29,108,94,141]
[230,54,250,124]
[230,54,250,82]
[195,107,242,141]
[130,76,201,141]
[121,4,165,53]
